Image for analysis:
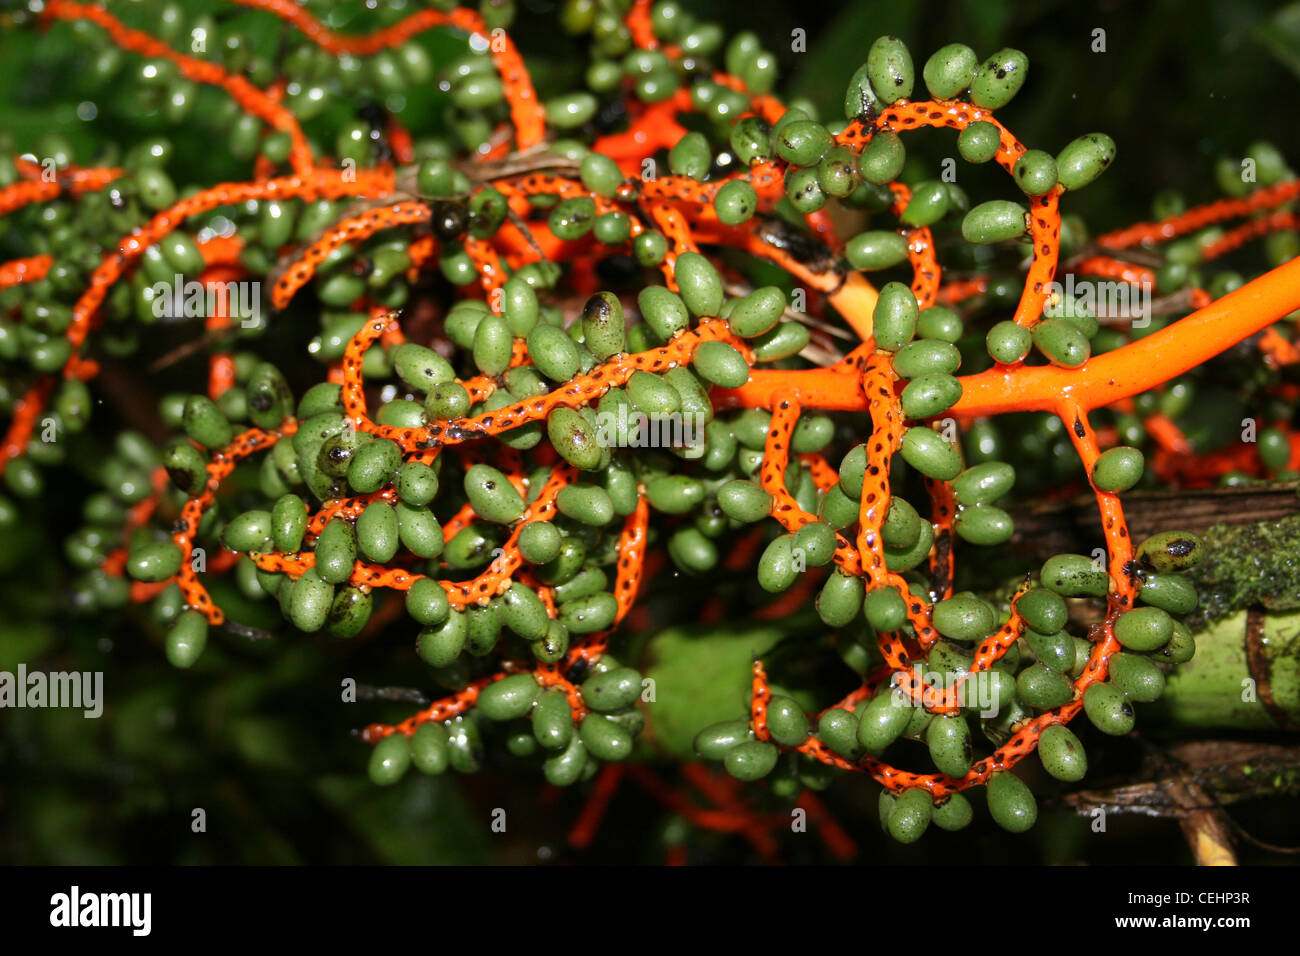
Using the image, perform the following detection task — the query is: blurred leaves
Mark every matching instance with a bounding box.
[1257,2,1300,80]
[643,622,784,759]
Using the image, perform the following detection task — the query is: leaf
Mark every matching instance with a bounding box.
[313,773,490,865]
[786,2,925,120]
[641,621,786,759]
[1256,2,1300,80]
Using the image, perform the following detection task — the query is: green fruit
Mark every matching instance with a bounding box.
[986,320,1032,364]
[717,480,772,523]
[315,518,358,584]
[923,43,977,99]
[1083,682,1135,735]
[749,321,810,360]
[559,591,618,633]
[545,92,597,128]
[794,520,838,567]
[395,502,444,559]
[166,610,208,668]
[675,251,725,317]
[392,343,454,393]
[757,535,799,593]
[1108,652,1166,702]
[405,577,449,627]
[638,285,690,341]
[766,696,810,747]
[899,180,949,227]
[183,395,233,449]
[1138,572,1198,614]
[518,521,563,565]
[368,734,412,786]
[476,674,540,721]
[900,373,961,418]
[932,594,997,642]
[1038,724,1087,781]
[728,286,786,338]
[872,281,919,351]
[859,130,905,185]
[1041,553,1109,597]
[289,567,333,632]
[580,714,634,761]
[957,121,1001,164]
[445,717,483,773]
[1013,149,1058,196]
[724,740,778,781]
[1092,446,1144,492]
[556,484,615,526]
[900,426,962,481]
[970,48,1029,109]
[815,570,862,627]
[582,666,642,712]
[857,688,912,751]
[695,719,753,761]
[417,612,467,667]
[500,582,550,641]
[1032,318,1090,368]
[1016,663,1073,708]
[926,714,973,777]
[669,131,711,178]
[693,341,750,388]
[347,438,401,494]
[582,291,626,359]
[127,540,182,582]
[786,165,827,212]
[524,325,579,384]
[580,151,622,197]
[887,788,932,843]
[843,63,880,120]
[917,305,963,342]
[814,708,860,760]
[866,36,913,104]
[548,407,603,471]
[986,771,1037,832]
[775,119,831,167]
[411,722,449,774]
[932,792,973,831]
[472,313,513,376]
[953,503,1013,546]
[1016,587,1068,633]
[864,586,908,632]
[532,690,574,751]
[356,501,399,562]
[223,509,273,552]
[846,231,909,271]
[543,734,588,786]
[245,363,292,429]
[714,180,758,226]
[892,340,961,378]
[1056,133,1117,191]
[1135,531,1204,572]
[962,200,1027,244]
[953,462,1015,504]
[464,464,525,524]
[1114,606,1174,651]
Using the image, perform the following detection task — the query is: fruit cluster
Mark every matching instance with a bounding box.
[3,0,1300,850]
